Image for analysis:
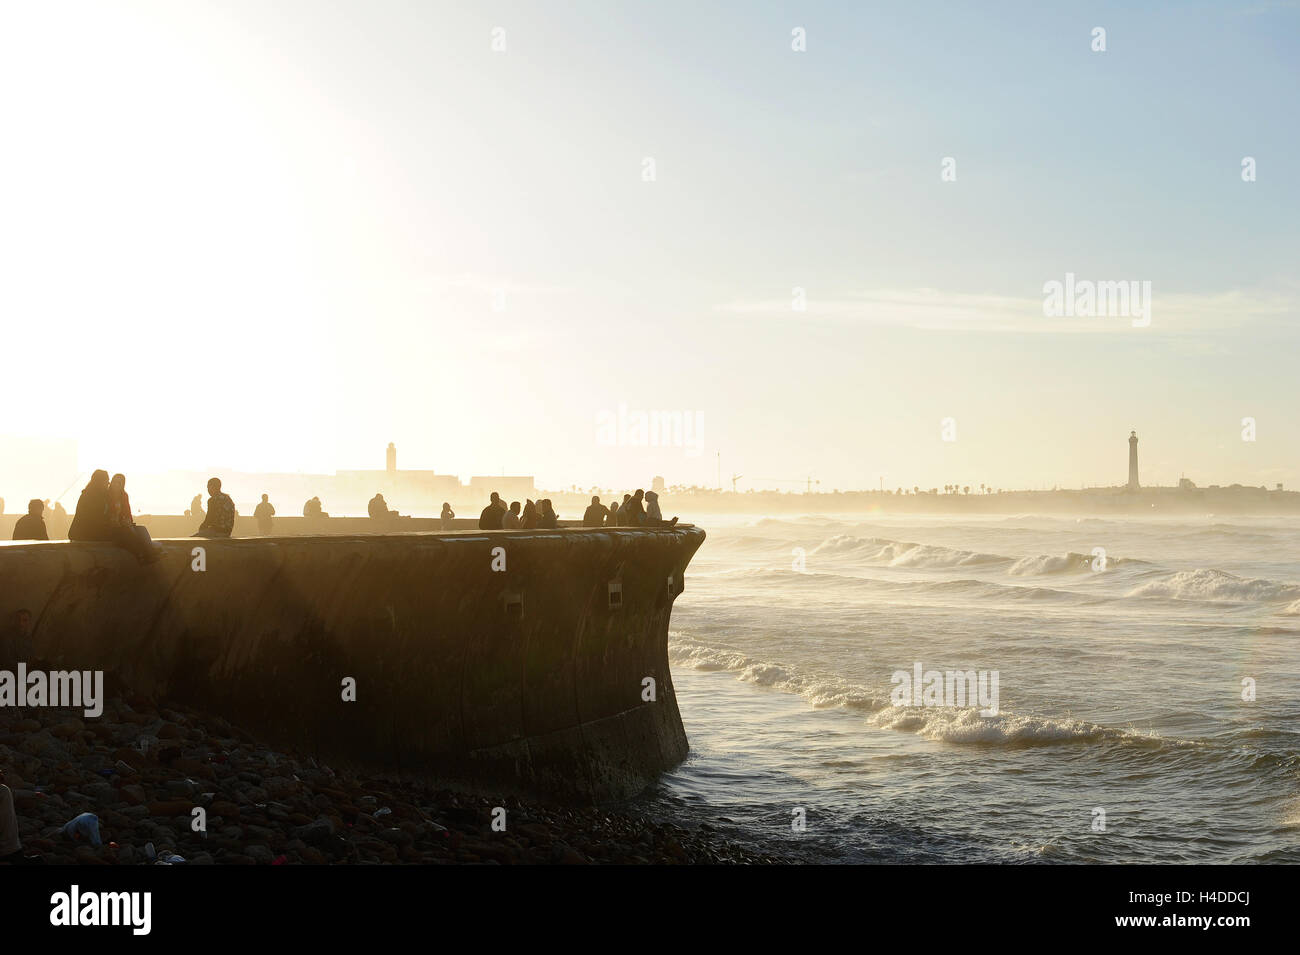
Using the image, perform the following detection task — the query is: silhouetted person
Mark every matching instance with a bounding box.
[479,492,506,529]
[189,494,204,520]
[194,477,236,538]
[12,500,49,541]
[68,470,112,542]
[645,490,678,526]
[613,493,632,525]
[368,493,397,521]
[583,496,608,527]
[107,473,131,526]
[254,494,275,535]
[0,609,34,670]
[623,489,646,526]
[49,501,69,538]
[108,473,161,563]
[520,499,538,529]
[538,499,558,529]
[502,501,522,528]
[303,496,328,519]
[440,502,455,530]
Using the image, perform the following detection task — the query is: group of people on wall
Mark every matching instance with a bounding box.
[11,473,236,562]
[477,488,676,530]
[12,480,680,552]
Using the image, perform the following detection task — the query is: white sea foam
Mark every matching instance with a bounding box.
[811,534,1005,568]
[1126,568,1300,603]
[669,635,884,710]
[668,634,1182,748]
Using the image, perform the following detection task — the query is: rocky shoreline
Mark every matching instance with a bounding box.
[1,692,788,865]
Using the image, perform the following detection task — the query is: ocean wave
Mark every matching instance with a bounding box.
[668,635,886,710]
[1127,569,1300,604]
[809,534,1152,579]
[1007,552,1148,576]
[668,634,1187,749]
[685,567,1091,604]
[811,534,1007,568]
[866,705,1134,745]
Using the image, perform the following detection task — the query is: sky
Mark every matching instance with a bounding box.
[1,0,1298,502]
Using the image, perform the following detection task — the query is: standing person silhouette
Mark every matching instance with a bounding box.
[254,494,275,535]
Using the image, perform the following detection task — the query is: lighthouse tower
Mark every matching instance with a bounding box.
[1127,431,1139,490]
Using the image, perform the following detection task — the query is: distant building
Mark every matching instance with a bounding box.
[333,443,460,512]
[1178,477,1196,490]
[652,475,666,493]
[1128,431,1140,490]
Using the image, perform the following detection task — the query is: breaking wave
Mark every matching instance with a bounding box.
[1126,569,1300,604]
[668,634,1187,749]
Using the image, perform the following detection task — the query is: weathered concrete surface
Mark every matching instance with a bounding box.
[0,527,705,802]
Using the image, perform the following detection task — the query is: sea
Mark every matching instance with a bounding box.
[633,513,1300,863]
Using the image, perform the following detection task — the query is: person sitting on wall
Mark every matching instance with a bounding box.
[188,494,204,520]
[66,471,159,563]
[537,499,559,529]
[303,496,328,519]
[194,477,236,538]
[68,470,113,542]
[614,493,633,525]
[368,493,398,521]
[254,494,275,535]
[12,500,49,541]
[0,767,43,865]
[109,473,162,563]
[583,496,608,527]
[478,492,506,530]
[623,489,647,526]
[644,490,678,526]
[520,499,538,529]
[501,501,522,528]
[440,502,455,530]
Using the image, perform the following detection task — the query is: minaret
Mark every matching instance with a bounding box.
[1127,431,1139,490]
[386,442,397,473]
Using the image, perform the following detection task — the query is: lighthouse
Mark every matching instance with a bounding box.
[1127,431,1139,490]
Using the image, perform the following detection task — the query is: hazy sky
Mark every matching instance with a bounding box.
[2,0,1297,497]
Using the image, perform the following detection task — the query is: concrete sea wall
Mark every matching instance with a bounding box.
[0,526,705,802]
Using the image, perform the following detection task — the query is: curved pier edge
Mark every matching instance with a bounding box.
[0,526,705,803]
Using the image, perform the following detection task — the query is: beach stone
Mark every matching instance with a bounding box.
[246,844,275,865]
